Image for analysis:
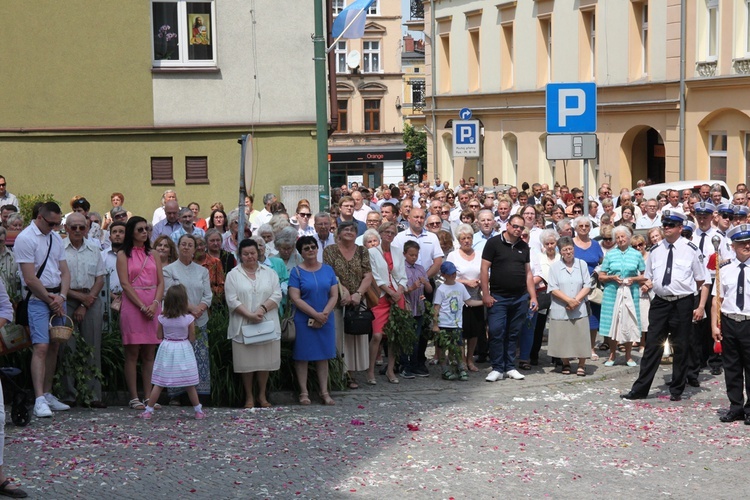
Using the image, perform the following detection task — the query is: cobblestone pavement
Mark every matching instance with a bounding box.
[5,353,750,499]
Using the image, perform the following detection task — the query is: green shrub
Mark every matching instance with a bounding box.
[17,193,60,225]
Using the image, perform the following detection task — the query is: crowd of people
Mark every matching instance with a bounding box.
[1,174,749,440]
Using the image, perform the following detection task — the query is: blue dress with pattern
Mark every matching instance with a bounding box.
[599,246,645,337]
[574,240,604,330]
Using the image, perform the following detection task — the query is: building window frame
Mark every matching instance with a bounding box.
[362,40,381,73]
[151,0,217,68]
[151,157,175,186]
[367,0,379,16]
[746,0,750,55]
[707,0,719,61]
[641,3,649,75]
[709,131,728,182]
[364,99,381,133]
[332,0,345,15]
[335,41,348,74]
[336,99,348,133]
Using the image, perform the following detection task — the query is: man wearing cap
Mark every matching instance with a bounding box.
[481,214,538,382]
[711,224,750,424]
[690,201,723,378]
[621,209,707,401]
[733,205,749,226]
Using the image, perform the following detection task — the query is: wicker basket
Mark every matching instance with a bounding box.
[49,315,74,343]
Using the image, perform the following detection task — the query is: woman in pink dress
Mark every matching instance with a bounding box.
[117,216,164,410]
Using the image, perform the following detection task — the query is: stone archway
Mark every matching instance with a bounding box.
[621,126,665,186]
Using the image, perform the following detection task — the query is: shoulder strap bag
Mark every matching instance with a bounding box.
[16,234,53,326]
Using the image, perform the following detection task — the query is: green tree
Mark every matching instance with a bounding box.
[403,123,427,181]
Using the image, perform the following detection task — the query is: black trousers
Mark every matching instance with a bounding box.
[688,282,722,380]
[720,315,750,415]
[630,295,694,397]
[530,311,548,363]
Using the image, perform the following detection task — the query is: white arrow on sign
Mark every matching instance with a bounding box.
[460,108,472,120]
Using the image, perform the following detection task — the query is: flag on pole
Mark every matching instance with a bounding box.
[332,0,375,39]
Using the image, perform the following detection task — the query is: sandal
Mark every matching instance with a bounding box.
[299,393,311,405]
[320,392,335,406]
[0,479,28,498]
[346,375,359,390]
[143,399,161,410]
[129,398,145,410]
[442,369,459,381]
[590,352,600,362]
[458,370,469,381]
[577,367,586,377]
[561,365,572,375]
[518,361,532,371]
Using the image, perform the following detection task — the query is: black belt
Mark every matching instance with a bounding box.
[657,294,692,302]
[70,288,91,294]
[25,286,61,294]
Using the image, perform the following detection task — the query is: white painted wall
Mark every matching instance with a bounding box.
[153,0,316,126]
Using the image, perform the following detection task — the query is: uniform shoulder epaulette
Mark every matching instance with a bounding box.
[687,241,699,251]
[719,259,733,268]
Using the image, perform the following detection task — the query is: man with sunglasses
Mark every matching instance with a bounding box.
[14,202,71,418]
[711,224,750,424]
[0,175,18,209]
[688,202,724,379]
[481,214,538,382]
[59,212,107,409]
[622,210,707,402]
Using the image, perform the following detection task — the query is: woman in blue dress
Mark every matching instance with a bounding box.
[288,236,339,406]
[598,226,646,366]
[572,216,604,360]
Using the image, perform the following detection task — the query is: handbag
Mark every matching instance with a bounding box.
[0,323,32,355]
[586,267,603,305]
[344,303,374,335]
[536,291,552,311]
[281,268,300,343]
[241,320,279,345]
[365,282,381,309]
[110,293,122,312]
[16,234,53,326]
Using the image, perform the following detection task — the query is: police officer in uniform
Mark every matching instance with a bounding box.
[621,210,707,401]
[711,224,750,424]
[689,202,723,378]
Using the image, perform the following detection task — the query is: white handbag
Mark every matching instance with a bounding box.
[241,320,279,345]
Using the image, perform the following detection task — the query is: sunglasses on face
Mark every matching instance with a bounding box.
[300,245,318,252]
[427,222,441,227]
[68,225,86,231]
[601,237,612,242]
[720,213,733,219]
[136,226,148,233]
[573,210,583,214]
[298,213,311,218]
[510,224,524,230]
[662,222,678,229]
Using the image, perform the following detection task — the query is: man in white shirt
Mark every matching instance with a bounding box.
[636,199,661,229]
[257,193,277,225]
[473,209,499,254]
[14,202,71,418]
[312,213,335,263]
[61,212,107,408]
[152,190,178,225]
[664,189,685,214]
[613,192,643,221]
[352,190,372,222]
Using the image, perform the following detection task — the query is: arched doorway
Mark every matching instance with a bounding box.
[621,126,665,186]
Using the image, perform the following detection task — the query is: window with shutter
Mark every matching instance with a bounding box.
[186,156,209,184]
[151,157,175,185]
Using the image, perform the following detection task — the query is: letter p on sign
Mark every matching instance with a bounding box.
[546,83,596,134]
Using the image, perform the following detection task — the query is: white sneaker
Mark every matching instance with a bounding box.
[34,399,53,418]
[506,369,525,380]
[485,370,503,382]
[44,393,71,411]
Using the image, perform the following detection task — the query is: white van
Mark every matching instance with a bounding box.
[634,180,731,201]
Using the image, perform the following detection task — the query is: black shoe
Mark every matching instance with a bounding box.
[670,394,682,402]
[711,367,723,376]
[745,415,750,425]
[687,379,700,388]
[720,411,745,423]
[412,366,430,377]
[620,391,647,400]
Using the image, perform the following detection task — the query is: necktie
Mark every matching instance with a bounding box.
[662,244,674,286]
[699,233,706,254]
[738,263,746,311]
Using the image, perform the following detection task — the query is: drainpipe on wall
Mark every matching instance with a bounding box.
[679,0,686,180]
[429,0,438,183]
[314,0,330,211]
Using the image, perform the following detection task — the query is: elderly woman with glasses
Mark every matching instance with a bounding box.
[598,226,646,366]
[572,215,604,361]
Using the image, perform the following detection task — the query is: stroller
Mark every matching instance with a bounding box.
[0,367,32,426]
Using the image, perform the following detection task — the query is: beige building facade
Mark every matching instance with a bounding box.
[329,0,406,188]
[421,0,750,195]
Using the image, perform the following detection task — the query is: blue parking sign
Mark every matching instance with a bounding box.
[453,120,480,157]
[546,83,597,134]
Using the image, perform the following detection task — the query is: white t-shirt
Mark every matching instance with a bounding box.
[433,281,471,329]
[446,250,482,300]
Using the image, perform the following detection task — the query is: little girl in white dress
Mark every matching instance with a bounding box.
[139,284,205,420]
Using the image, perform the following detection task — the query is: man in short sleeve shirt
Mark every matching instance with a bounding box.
[14,202,71,418]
